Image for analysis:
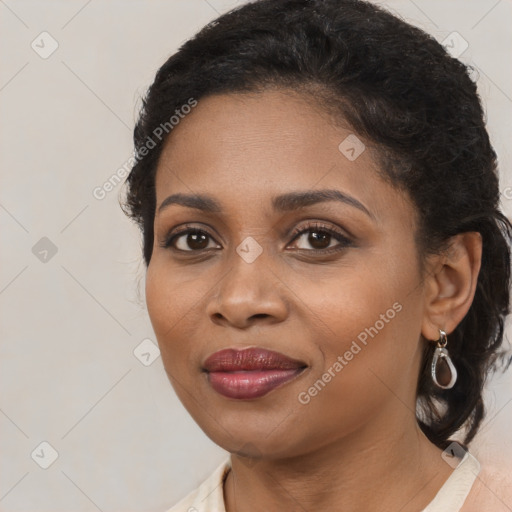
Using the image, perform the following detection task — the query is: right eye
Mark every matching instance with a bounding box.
[160,226,221,252]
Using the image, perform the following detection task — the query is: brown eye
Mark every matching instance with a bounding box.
[305,230,332,250]
[288,222,352,253]
[162,228,220,252]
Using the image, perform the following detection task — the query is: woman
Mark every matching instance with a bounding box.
[122,0,512,510]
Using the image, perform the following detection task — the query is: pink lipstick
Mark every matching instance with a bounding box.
[202,347,307,399]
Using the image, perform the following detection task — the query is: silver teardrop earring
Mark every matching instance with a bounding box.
[431,329,457,389]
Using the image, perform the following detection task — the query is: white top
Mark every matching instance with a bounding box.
[166,449,481,512]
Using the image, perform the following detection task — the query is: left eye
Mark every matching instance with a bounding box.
[288,225,352,252]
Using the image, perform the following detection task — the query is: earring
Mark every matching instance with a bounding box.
[431,329,457,389]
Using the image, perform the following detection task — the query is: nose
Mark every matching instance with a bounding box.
[206,248,289,329]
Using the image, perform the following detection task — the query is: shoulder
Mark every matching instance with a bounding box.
[460,460,512,512]
[164,457,231,512]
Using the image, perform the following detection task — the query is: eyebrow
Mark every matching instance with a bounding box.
[157,189,375,220]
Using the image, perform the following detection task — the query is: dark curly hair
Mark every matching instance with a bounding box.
[122,0,512,450]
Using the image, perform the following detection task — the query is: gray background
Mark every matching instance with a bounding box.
[1,0,511,510]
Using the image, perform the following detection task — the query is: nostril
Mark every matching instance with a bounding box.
[250,313,270,320]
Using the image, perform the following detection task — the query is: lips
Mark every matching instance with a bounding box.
[202,348,307,399]
[203,348,306,372]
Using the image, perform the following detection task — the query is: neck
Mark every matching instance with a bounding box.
[224,412,454,512]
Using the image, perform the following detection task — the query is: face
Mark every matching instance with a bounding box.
[146,89,428,459]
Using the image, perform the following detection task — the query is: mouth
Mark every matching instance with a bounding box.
[202,347,308,400]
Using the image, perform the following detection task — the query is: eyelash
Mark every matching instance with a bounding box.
[160,221,353,255]
[289,222,353,254]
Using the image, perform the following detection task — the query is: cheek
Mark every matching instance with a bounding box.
[292,286,419,442]
[299,261,400,337]
[145,261,203,367]
[299,251,421,386]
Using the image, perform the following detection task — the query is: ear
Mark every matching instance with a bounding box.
[421,232,482,341]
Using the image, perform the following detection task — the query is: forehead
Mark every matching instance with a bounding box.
[154,89,415,226]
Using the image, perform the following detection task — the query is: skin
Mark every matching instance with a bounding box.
[145,89,482,511]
